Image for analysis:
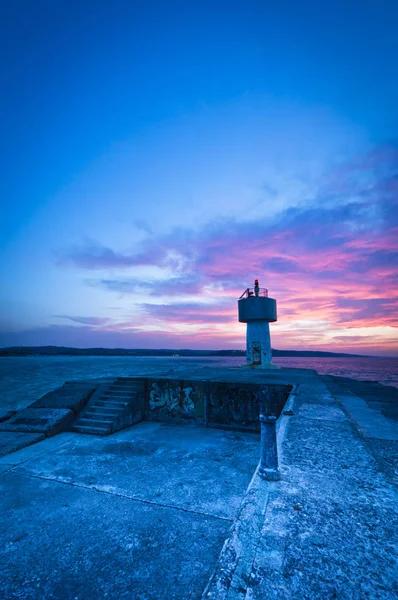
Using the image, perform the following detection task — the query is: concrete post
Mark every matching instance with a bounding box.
[259,413,280,480]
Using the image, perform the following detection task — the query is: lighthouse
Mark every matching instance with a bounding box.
[238,279,277,368]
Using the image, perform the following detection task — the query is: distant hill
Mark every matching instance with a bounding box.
[0,345,368,358]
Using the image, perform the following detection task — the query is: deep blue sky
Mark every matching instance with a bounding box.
[1,0,397,353]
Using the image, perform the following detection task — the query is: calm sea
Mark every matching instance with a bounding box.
[0,355,397,412]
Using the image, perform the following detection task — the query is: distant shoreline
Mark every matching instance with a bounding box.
[0,346,370,358]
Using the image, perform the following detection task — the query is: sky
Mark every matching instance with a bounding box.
[1,0,398,355]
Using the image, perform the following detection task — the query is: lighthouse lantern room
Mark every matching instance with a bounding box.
[238,279,277,368]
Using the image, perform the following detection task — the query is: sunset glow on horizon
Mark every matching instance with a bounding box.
[1,1,397,356]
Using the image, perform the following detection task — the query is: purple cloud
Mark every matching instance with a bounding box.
[140,302,234,324]
[57,241,167,270]
[57,244,136,269]
[50,142,398,352]
[55,315,111,326]
[90,274,205,296]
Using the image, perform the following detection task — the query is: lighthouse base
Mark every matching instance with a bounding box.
[244,321,278,369]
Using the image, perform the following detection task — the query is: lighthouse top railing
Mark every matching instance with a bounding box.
[239,288,268,300]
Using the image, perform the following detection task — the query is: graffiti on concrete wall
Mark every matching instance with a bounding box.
[146,379,205,422]
[145,378,291,429]
[208,384,260,430]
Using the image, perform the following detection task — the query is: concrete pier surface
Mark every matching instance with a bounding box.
[0,366,397,599]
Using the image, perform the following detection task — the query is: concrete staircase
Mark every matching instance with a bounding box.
[71,378,146,435]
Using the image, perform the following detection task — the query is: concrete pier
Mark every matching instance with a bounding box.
[0,364,397,599]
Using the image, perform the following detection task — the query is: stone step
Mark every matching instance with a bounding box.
[97,398,125,404]
[112,382,143,386]
[70,378,145,436]
[87,406,122,416]
[84,411,119,421]
[110,382,144,389]
[103,390,137,398]
[77,415,114,427]
[115,377,144,382]
[102,391,134,398]
[72,424,110,435]
[95,399,130,407]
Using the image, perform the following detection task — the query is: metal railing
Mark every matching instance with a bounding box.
[239,287,268,300]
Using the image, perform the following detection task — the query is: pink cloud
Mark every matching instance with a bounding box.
[47,142,398,354]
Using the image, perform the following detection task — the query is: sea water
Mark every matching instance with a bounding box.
[0,355,397,412]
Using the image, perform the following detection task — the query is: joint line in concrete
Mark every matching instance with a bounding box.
[13,471,234,523]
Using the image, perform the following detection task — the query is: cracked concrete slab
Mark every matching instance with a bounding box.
[0,421,261,599]
[0,472,229,600]
[29,386,96,414]
[13,421,260,520]
[200,374,398,600]
[0,463,14,474]
[0,432,45,457]
[0,432,78,465]
[297,404,346,421]
[238,377,398,600]
[0,408,74,436]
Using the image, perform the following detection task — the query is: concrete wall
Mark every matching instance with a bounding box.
[145,378,206,424]
[145,378,292,432]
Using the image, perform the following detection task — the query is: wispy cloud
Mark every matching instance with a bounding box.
[54,315,112,326]
[140,302,234,324]
[133,219,153,235]
[57,244,138,269]
[89,274,205,297]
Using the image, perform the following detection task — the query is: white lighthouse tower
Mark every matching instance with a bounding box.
[238,279,277,368]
